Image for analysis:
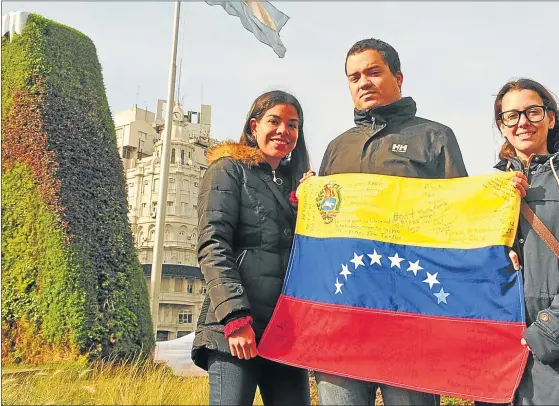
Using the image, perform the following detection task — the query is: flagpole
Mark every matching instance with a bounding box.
[150,0,181,336]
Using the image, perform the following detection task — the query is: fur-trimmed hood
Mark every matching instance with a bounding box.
[206,141,267,167]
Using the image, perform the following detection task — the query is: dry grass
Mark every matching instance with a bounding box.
[2,361,472,405]
[2,361,213,405]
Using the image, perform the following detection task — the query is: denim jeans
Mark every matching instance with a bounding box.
[315,371,439,406]
[207,350,310,406]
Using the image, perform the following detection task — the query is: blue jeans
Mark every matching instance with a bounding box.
[315,372,439,406]
[207,350,310,406]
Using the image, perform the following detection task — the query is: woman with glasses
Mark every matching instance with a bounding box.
[492,78,559,405]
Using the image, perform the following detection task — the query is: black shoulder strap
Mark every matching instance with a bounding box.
[258,171,296,224]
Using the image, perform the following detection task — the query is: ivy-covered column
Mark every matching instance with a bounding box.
[1,13,154,363]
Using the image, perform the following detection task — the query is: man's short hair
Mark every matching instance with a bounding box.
[345,38,401,76]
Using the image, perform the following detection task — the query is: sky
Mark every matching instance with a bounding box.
[3,1,559,175]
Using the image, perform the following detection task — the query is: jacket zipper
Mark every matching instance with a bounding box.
[236,249,247,268]
[271,170,283,185]
[524,153,535,181]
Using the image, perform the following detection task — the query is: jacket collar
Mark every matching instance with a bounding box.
[206,141,296,221]
[354,96,417,127]
[206,141,267,166]
[494,151,559,171]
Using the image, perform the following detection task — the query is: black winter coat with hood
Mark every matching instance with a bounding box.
[495,152,559,404]
[191,141,296,370]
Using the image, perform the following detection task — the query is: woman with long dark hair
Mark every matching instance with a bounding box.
[191,90,312,405]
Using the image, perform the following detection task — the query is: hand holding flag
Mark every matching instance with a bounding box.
[259,172,528,403]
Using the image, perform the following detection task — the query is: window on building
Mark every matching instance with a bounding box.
[169,178,176,191]
[166,201,174,215]
[177,331,190,338]
[164,225,173,241]
[156,331,169,342]
[179,228,187,241]
[141,203,147,217]
[181,202,188,215]
[186,282,193,294]
[171,148,176,164]
[143,180,150,194]
[180,150,185,165]
[194,182,199,187]
[161,276,170,292]
[200,286,207,295]
[178,309,192,324]
[188,151,192,159]
[182,180,189,193]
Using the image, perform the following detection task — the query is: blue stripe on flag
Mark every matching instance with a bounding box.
[284,235,524,323]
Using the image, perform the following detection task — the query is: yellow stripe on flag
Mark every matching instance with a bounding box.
[296,172,520,249]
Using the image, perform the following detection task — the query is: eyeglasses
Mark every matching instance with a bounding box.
[498,105,547,128]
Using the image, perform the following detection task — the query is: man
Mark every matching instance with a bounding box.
[315,38,468,405]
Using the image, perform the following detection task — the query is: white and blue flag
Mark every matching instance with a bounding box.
[206,1,289,58]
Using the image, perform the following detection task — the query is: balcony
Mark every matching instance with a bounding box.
[159,292,205,305]
[158,321,195,330]
[138,240,196,250]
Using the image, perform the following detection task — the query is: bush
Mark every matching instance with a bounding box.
[1,13,154,363]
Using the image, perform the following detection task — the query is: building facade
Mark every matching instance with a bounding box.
[116,101,217,340]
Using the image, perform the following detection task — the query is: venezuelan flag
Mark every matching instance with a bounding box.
[258,172,528,403]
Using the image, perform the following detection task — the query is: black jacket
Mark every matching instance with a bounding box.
[191,142,296,370]
[319,97,468,179]
[495,153,559,404]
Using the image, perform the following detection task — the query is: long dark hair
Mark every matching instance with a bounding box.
[240,90,311,187]
[494,78,558,160]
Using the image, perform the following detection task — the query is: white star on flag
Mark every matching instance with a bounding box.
[339,263,352,280]
[388,252,405,269]
[406,260,423,276]
[367,249,382,266]
[433,287,450,304]
[334,278,344,294]
[350,253,365,269]
[423,272,440,289]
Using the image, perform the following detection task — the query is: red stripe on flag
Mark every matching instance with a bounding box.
[258,296,528,403]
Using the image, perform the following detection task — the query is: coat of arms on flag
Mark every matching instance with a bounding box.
[316,183,342,223]
[258,172,528,403]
